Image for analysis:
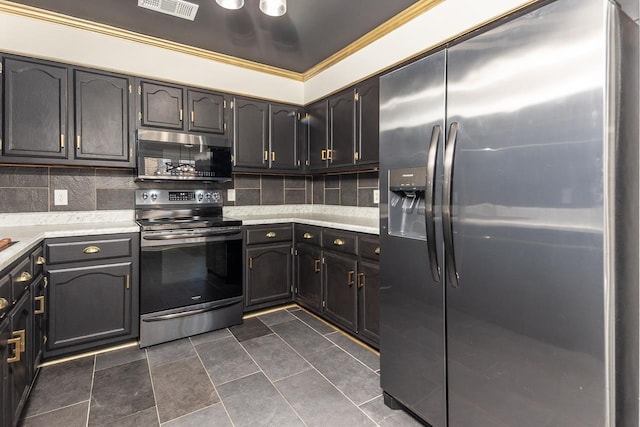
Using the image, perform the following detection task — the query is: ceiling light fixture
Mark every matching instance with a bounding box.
[215,0,286,16]
[259,0,286,17]
[215,0,244,10]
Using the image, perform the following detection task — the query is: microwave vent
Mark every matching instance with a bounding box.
[138,0,199,21]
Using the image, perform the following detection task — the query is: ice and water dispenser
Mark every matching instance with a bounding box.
[388,167,427,240]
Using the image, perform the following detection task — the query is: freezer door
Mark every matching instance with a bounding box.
[445,0,610,425]
[379,49,447,426]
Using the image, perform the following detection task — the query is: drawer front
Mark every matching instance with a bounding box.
[358,236,380,261]
[322,230,357,255]
[246,225,292,245]
[31,245,45,277]
[294,224,321,246]
[46,237,134,265]
[10,257,33,302]
[0,274,11,319]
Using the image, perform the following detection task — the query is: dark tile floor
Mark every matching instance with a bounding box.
[19,307,423,427]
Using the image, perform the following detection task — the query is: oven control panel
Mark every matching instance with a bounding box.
[135,190,222,206]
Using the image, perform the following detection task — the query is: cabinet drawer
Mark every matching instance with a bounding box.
[46,236,134,264]
[295,224,321,246]
[10,257,33,302]
[246,225,292,245]
[358,236,380,261]
[30,245,45,277]
[322,230,357,255]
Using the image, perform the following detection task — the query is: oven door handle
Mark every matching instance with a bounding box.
[142,229,242,240]
[142,297,243,322]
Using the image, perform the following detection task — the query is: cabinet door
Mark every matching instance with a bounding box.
[47,262,132,350]
[328,89,356,168]
[31,275,45,369]
[3,57,68,159]
[0,320,8,427]
[357,260,379,345]
[233,97,268,168]
[188,89,225,134]
[355,78,379,166]
[140,81,184,130]
[246,244,292,307]
[323,251,357,332]
[9,293,31,425]
[295,244,322,312]
[269,104,298,170]
[74,70,132,163]
[306,100,328,170]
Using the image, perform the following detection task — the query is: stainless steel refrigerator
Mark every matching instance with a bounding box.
[379,0,639,426]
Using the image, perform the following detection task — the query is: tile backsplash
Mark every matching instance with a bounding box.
[0,165,379,213]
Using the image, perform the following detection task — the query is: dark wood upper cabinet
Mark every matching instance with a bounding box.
[233,97,268,168]
[269,103,298,170]
[328,89,356,168]
[140,81,184,130]
[355,78,379,166]
[188,89,225,134]
[74,70,131,163]
[306,100,328,170]
[3,57,68,159]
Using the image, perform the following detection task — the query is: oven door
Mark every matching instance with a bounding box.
[140,228,242,315]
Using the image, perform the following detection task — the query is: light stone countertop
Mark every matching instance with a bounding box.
[0,210,139,271]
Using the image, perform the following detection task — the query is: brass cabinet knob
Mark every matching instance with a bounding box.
[266,232,277,238]
[303,233,313,239]
[15,272,32,283]
[36,256,46,265]
[0,298,9,310]
[333,238,345,246]
[83,246,101,254]
[374,247,380,255]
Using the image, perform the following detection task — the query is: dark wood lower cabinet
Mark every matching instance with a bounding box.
[323,251,358,332]
[47,262,133,351]
[8,292,31,426]
[294,244,323,312]
[357,260,380,344]
[31,275,45,373]
[245,244,292,308]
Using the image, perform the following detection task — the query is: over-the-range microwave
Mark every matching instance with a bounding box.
[136,129,232,182]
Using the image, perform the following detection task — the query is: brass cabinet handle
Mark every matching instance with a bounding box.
[36,256,46,265]
[347,270,355,286]
[264,150,269,161]
[16,272,32,283]
[179,109,183,121]
[76,135,81,149]
[333,238,345,246]
[191,110,195,123]
[249,257,253,269]
[303,233,313,240]
[0,298,8,310]
[327,149,333,160]
[126,274,130,290]
[271,151,276,162]
[266,232,277,238]
[14,329,25,352]
[60,134,65,149]
[314,259,321,273]
[7,337,21,364]
[83,246,101,254]
[374,247,380,255]
[321,149,327,160]
[357,272,365,288]
[34,295,45,315]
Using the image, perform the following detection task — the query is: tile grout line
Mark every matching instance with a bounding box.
[85,355,97,427]
[21,399,92,421]
[191,332,237,427]
[144,348,163,427]
[230,328,310,427]
[264,315,382,426]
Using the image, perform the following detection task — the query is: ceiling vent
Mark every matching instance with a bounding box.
[138,0,200,21]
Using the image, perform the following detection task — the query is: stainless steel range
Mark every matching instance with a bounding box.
[136,189,243,347]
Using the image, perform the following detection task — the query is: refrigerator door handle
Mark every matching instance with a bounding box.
[443,121,459,288]
[425,124,441,282]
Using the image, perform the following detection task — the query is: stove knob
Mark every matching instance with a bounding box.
[150,193,158,201]
[141,192,149,200]
[210,192,221,202]
[197,193,204,201]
